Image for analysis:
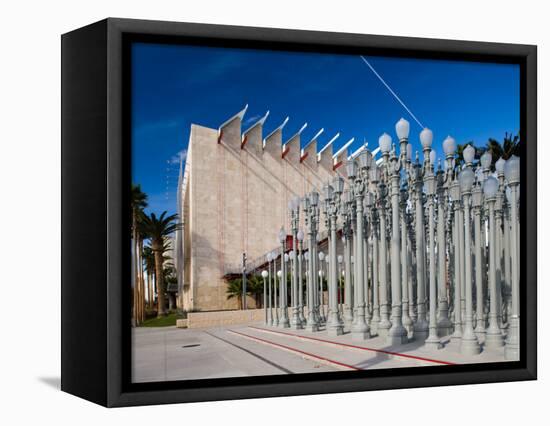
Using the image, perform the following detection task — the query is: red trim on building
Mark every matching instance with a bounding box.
[333,160,343,171]
[241,135,248,149]
[300,152,309,163]
[217,130,223,144]
[281,146,290,159]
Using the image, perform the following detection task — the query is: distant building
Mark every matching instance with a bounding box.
[176,106,353,312]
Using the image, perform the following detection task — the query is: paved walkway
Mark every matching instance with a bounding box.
[132,322,509,383]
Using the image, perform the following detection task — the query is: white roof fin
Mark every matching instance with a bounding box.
[263,116,289,147]
[218,104,248,136]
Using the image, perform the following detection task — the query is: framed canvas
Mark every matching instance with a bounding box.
[61,18,537,407]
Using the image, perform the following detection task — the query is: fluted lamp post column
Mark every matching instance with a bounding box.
[324,178,345,336]
[318,251,326,322]
[267,252,273,325]
[304,192,320,332]
[297,229,305,324]
[483,176,505,348]
[288,196,303,329]
[424,140,442,349]
[377,140,392,338]
[385,124,408,345]
[278,227,290,328]
[262,270,268,325]
[472,183,486,338]
[449,177,463,341]
[342,189,355,326]
[347,152,371,340]
[504,155,520,359]
[459,167,481,354]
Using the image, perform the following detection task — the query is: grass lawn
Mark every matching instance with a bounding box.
[140,312,181,327]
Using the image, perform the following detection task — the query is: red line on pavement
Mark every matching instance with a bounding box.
[249,326,456,366]
[228,329,360,371]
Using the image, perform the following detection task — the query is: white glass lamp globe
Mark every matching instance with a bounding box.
[304,251,310,261]
[342,270,345,276]
[504,155,520,183]
[289,250,294,258]
[297,229,304,241]
[284,253,289,262]
[406,143,412,161]
[309,191,319,207]
[261,270,268,278]
[379,132,392,153]
[395,118,410,140]
[463,144,475,164]
[278,227,286,243]
[277,270,282,278]
[318,270,324,277]
[332,175,345,194]
[351,255,354,264]
[480,151,492,169]
[325,257,329,264]
[429,150,436,165]
[337,255,343,264]
[459,168,475,192]
[443,136,456,157]
[267,252,272,262]
[495,157,506,175]
[318,251,325,261]
[420,128,433,149]
[483,176,499,198]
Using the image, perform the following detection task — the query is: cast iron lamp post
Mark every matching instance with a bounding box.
[423,136,442,349]
[384,124,408,345]
[267,252,273,325]
[341,188,355,326]
[262,270,269,324]
[297,228,305,324]
[459,167,482,354]
[303,192,320,331]
[504,155,520,359]
[323,179,345,336]
[318,250,326,322]
[275,269,281,326]
[369,164,382,335]
[483,176,505,348]
[400,188,413,334]
[435,136,456,336]
[278,227,290,328]
[288,196,303,329]
[347,150,372,340]
[472,181,486,338]
[376,139,392,338]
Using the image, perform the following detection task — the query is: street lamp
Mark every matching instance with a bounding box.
[288,196,302,329]
[278,227,290,328]
[471,181,486,339]
[262,270,268,325]
[303,192,320,332]
[297,228,305,324]
[384,126,408,345]
[504,155,520,360]
[267,252,273,326]
[459,168,481,354]
[483,176,504,348]
[318,250,325,322]
[341,187,355,327]
[322,178,345,337]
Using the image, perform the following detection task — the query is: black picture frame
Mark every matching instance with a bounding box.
[61,17,537,407]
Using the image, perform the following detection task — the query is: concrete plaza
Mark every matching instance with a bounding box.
[131,322,508,383]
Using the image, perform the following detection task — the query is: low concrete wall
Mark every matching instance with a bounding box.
[187,309,265,328]
[176,319,188,328]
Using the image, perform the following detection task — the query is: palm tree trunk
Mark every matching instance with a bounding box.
[132,214,139,326]
[154,241,167,317]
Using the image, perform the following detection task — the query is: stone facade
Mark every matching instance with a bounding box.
[177,108,349,312]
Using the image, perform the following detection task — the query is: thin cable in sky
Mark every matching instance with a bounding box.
[360,55,425,129]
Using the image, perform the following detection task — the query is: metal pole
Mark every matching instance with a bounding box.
[505,182,520,359]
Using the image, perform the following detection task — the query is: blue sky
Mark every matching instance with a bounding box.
[131,42,519,216]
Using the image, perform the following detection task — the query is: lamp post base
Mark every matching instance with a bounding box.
[424,336,443,350]
[485,330,504,349]
[460,337,481,355]
[327,325,344,337]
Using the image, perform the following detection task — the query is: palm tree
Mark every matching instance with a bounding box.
[140,211,180,317]
[485,132,520,167]
[142,246,156,310]
[226,278,245,310]
[131,184,148,325]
